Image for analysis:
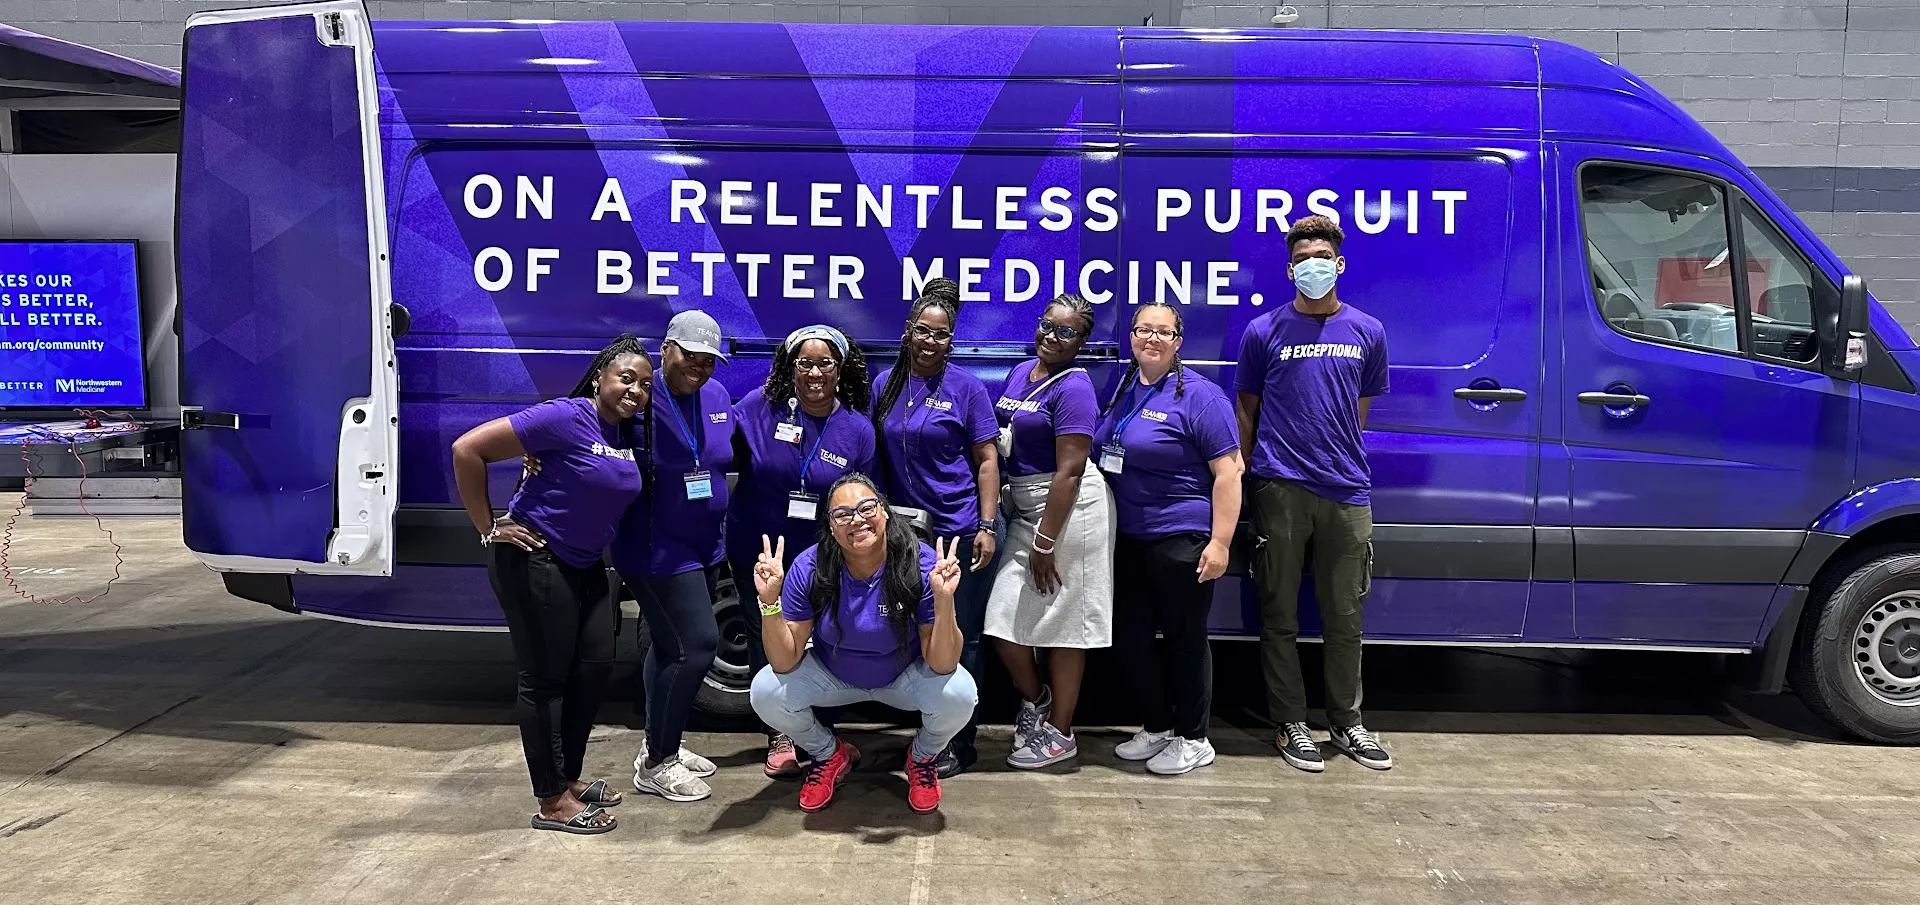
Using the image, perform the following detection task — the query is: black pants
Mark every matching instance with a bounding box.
[1112,532,1216,740]
[489,544,616,800]
[636,566,721,763]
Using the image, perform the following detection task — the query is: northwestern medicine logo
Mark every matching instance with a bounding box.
[54,377,125,394]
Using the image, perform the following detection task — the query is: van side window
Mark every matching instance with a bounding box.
[1579,165,1739,353]
[1736,201,1827,365]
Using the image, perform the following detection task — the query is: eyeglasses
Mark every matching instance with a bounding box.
[1037,320,1083,342]
[828,498,883,526]
[1131,326,1180,342]
[910,323,955,344]
[794,358,839,375]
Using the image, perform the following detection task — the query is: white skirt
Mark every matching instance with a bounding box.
[984,468,1116,649]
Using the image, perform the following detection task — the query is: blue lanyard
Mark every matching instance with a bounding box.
[659,379,704,470]
[793,408,833,485]
[1112,376,1167,442]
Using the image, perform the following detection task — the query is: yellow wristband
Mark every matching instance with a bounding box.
[758,599,782,617]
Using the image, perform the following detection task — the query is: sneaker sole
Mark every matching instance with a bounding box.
[1329,739,1394,771]
[632,775,712,803]
[1279,749,1327,773]
[1007,749,1077,770]
[1147,749,1216,776]
[909,797,940,815]
[635,758,718,779]
[1115,743,1172,762]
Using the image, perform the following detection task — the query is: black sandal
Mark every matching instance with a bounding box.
[531,804,615,835]
[577,779,622,807]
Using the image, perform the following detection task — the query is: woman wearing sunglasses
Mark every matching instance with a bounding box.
[749,473,975,814]
[1096,301,1243,776]
[726,324,876,778]
[985,293,1116,770]
[869,277,1002,777]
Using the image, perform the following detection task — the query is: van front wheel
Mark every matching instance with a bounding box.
[1791,548,1920,744]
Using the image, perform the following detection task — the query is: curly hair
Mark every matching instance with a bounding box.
[1104,301,1187,414]
[765,329,872,413]
[872,277,962,430]
[1286,214,1345,255]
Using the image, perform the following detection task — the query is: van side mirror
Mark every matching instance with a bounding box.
[1829,275,1869,374]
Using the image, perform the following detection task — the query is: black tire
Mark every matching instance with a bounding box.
[1790,546,1920,744]
[630,566,755,719]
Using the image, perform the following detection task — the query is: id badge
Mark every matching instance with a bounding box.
[774,422,803,444]
[1099,443,1125,474]
[787,491,819,521]
[683,470,713,501]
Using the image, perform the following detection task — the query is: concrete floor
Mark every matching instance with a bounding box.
[3,498,1919,904]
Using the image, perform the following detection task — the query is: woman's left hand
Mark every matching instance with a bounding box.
[1197,538,1231,583]
[971,526,996,572]
[931,537,963,600]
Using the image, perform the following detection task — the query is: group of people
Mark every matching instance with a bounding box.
[450,216,1392,834]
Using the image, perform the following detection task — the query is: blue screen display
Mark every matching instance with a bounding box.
[0,241,144,409]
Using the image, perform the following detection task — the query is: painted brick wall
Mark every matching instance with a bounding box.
[16,0,1919,331]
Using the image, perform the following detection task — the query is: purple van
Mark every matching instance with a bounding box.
[174,3,1920,742]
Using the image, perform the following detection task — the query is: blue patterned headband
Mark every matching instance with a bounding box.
[784,324,849,357]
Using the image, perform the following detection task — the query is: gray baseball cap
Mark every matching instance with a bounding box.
[664,310,728,362]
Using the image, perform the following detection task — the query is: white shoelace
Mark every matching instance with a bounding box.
[1342,726,1379,751]
[1286,724,1316,752]
[652,759,701,791]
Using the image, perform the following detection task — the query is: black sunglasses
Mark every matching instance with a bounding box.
[1037,320,1083,342]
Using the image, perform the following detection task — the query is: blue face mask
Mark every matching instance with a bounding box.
[1292,257,1338,300]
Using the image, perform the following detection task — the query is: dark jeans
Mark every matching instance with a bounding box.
[948,529,998,758]
[1113,532,1216,740]
[1249,477,1373,728]
[635,566,721,763]
[489,544,616,800]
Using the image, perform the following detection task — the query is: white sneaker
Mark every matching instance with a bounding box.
[1115,729,1175,762]
[1012,685,1053,750]
[633,756,712,802]
[634,735,717,778]
[1147,737,1217,776]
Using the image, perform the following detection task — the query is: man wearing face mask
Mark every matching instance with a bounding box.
[1234,215,1393,774]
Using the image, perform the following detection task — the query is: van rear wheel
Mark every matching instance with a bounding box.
[630,568,755,719]
[1791,548,1920,744]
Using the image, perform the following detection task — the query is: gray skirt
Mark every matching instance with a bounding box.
[983,468,1116,649]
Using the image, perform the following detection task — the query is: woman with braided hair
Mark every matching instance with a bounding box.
[726,324,877,777]
[869,278,1002,777]
[450,334,651,834]
[1095,301,1243,777]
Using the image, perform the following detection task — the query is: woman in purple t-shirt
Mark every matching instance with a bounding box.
[725,325,877,777]
[1096,302,1244,778]
[748,473,976,815]
[985,293,1117,771]
[868,277,1002,777]
[450,334,650,835]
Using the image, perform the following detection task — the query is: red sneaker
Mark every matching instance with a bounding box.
[797,739,860,812]
[906,755,942,814]
[765,734,803,779]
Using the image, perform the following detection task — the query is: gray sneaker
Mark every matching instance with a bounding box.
[634,735,717,778]
[633,756,712,802]
[1012,686,1053,750]
[1007,722,1077,770]
[1330,724,1393,771]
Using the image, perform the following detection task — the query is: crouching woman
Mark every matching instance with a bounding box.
[749,473,977,815]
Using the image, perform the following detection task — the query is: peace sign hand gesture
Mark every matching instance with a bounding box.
[930,536,963,602]
[753,534,787,610]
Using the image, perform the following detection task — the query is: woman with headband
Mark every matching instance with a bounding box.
[726,323,877,778]
[869,278,1002,777]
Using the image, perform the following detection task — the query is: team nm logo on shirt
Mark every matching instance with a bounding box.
[590,443,636,460]
[1278,343,1365,362]
[1141,409,1169,423]
[819,449,849,468]
[708,412,728,424]
[923,398,954,412]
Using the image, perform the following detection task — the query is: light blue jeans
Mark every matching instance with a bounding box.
[750,654,979,762]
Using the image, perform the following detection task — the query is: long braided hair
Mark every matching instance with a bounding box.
[808,472,921,652]
[765,331,872,414]
[1103,301,1187,414]
[568,332,652,467]
[872,277,962,429]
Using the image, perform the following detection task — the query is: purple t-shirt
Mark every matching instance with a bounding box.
[610,376,735,579]
[1235,303,1390,505]
[725,388,878,565]
[993,360,1098,477]
[1095,367,1240,538]
[781,542,939,689]
[871,367,1000,537]
[506,396,644,568]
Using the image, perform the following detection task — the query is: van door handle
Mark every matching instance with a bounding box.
[1578,391,1651,407]
[1454,387,1527,402]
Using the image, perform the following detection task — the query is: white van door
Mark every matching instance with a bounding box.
[175,2,399,582]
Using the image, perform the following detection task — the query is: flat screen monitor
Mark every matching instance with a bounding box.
[0,240,145,410]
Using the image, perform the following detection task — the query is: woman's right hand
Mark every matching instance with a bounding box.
[753,534,788,609]
[1029,546,1062,596]
[488,515,545,551]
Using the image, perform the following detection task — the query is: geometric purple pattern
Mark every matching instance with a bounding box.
[178,15,373,563]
